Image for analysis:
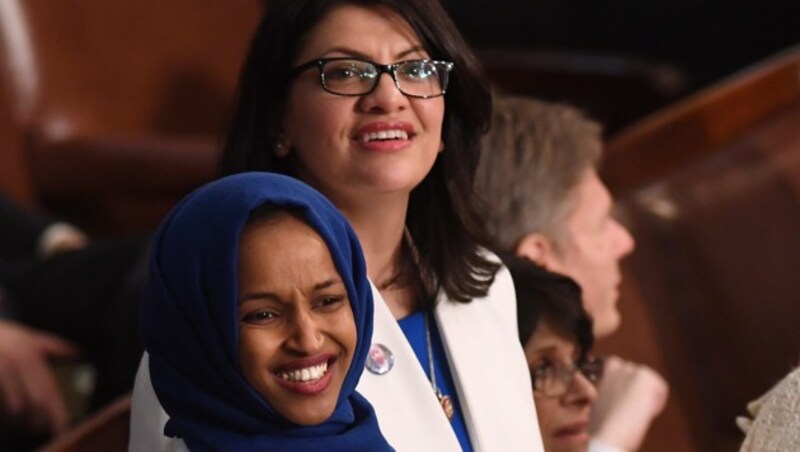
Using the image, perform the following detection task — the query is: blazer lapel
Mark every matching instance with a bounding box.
[435,270,544,451]
[356,282,461,451]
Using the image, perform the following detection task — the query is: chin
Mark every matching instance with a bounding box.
[544,437,590,452]
[281,405,336,426]
[593,310,621,338]
[372,165,431,190]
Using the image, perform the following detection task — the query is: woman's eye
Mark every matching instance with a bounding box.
[242,310,278,324]
[327,67,358,80]
[401,62,434,80]
[316,295,347,310]
[325,62,374,81]
[532,359,554,377]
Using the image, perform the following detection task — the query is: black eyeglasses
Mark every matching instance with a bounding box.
[531,356,604,398]
[289,57,454,99]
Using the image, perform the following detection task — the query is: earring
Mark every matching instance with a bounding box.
[274,138,290,157]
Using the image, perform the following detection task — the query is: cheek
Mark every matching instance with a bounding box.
[285,90,349,145]
[553,245,590,283]
[334,309,358,357]
[324,307,358,377]
[590,228,619,263]
[565,237,607,277]
[416,99,445,136]
[533,395,559,429]
[238,330,279,383]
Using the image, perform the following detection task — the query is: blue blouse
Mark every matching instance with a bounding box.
[398,310,473,452]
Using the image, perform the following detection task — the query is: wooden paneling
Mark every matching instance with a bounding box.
[0,1,261,233]
[603,46,800,451]
[604,46,800,194]
[0,68,34,206]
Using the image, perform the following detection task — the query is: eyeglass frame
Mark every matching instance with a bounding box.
[530,355,604,398]
[288,57,454,99]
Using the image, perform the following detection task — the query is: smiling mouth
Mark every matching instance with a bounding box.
[276,361,329,383]
[359,129,410,143]
[273,358,336,396]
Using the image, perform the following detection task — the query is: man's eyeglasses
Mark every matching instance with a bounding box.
[531,356,604,398]
[289,57,454,99]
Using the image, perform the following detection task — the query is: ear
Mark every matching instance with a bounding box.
[438,140,445,153]
[515,232,559,270]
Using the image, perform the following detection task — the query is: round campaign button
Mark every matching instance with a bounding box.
[365,343,394,375]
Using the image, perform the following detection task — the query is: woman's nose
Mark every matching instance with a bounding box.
[563,372,598,407]
[358,71,408,113]
[286,311,324,354]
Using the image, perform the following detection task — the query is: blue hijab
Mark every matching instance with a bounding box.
[140,172,392,451]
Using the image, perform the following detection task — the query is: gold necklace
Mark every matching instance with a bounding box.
[423,309,454,421]
[394,229,452,419]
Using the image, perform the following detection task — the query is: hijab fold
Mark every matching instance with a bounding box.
[140,172,392,451]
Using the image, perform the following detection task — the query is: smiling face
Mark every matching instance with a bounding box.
[237,213,356,426]
[547,169,635,338]
[282,4,445,205]
[525,321,597,452]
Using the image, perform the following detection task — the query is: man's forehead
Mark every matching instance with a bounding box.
[568,170,613,221]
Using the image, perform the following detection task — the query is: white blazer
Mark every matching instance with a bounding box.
[130,265,543,451]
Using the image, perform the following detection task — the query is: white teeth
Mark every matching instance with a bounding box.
[278,362,329,383]
[361,129,409,142]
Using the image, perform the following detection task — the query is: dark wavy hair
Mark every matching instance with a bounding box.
[504,255,594,360]
[220,0,498,302]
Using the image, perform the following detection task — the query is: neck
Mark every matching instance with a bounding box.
[335,194,422,319]
[339,196,406,283]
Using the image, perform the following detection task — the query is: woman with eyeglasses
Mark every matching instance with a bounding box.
[130,0,542,450]
[507,256,617,452]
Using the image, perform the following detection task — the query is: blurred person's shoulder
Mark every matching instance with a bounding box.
[740,366,800,451]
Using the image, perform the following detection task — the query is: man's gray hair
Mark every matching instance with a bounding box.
[475,96,603,253]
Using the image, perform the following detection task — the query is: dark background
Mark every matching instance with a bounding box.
[443,0,799,91]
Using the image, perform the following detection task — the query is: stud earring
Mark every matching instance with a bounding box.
[274,139,290,157]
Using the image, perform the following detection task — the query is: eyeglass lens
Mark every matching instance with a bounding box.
[320,59,449,97]
[533,358,603,397]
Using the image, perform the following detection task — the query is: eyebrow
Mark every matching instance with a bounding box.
[238,278,345,304]
[239,291,281,304]
[531,344,560,356]
[319,45,429,61]
[313,278,344,291]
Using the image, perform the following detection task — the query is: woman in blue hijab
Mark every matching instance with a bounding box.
[139,172,392,451]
